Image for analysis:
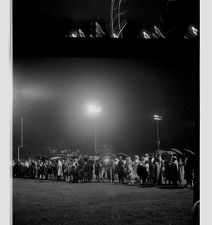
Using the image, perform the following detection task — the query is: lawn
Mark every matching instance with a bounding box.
[13,179,193,225]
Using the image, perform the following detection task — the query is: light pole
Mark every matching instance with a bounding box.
[18,116,24,162]
[94,117,97,155]
[87,104,102,155]
[154,114,162,151]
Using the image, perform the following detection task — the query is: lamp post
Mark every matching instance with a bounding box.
[154,114,162,151]
[87,105,102,155]
[18,116,24,162]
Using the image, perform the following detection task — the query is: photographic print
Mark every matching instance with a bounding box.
[12,1,199,225]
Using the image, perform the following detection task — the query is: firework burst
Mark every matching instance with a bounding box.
[110,0,127,38]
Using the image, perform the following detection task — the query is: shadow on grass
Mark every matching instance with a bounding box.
[157,185,187,189]
[14,178,192,191]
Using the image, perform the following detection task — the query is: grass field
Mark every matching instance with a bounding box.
[13,179,193,225]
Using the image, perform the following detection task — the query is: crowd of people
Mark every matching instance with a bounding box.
[12,152,195,188]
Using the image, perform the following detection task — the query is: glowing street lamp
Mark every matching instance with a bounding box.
[87,104,102,154]
[154,114,162,150]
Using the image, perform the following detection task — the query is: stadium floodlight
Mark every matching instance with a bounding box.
[153,114,163,150]
[88,104,102,114]
[104,158,109,163]
[154,114,162,121]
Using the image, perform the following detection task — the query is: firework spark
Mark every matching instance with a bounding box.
[94,22,106,38]
[110,0,127,38]
[78,29,85,38]
[153,26,166,39]
[143,31,151,39]
[191,26,198,36]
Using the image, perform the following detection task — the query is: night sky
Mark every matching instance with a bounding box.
[13,0,198,23]
[13,55,198,158]
[13,0,199,46]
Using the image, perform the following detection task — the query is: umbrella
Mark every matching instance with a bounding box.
[116,153,129,159]
[183,149,195,156]
[61,156,68,160]
[89,156,100,161]
[170,148,184,156]
[69,155,78,159]
[156,149,176,155]
[40,156,50,161]
[100,152,116,159]
[50,156,61,160]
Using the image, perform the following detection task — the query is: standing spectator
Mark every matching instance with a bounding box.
[94,160,101,182]
[116,156,125,184]
[31,160,36,179]
[184,156,194,188]
[132,155,140,182]
[149,157,155,184]
[87,160,94,182]
[178,157,185,184]
[144,154,149,163]
[137,161,148,185]
[165,156,173,185]
[13,161,19,178]
[99,164,107,182]
[155,157,162,185]
[63,160,69,182]
[160,159,166,184]
[24,160,30,178]
[37,161,44,179]
[57,158,63,181]
[126,157,134,185]
[72,158,79,183]
[43,162,48,180]
[172,156,179,187]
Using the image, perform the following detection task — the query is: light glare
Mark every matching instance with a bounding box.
[87,104,102,114]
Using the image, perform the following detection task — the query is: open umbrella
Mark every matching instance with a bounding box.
[116,153,129,159]
[40,156,50,161]
[70,155,78,159]
[100,152,116,159]
[89,156,101,161]
[156,149,176,155]
[170,148,184,156]
[50,156,61,160]
[183,149,195,156]
[35,156,41,160]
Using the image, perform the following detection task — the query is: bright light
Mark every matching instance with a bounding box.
[153,26,166,39]
[143,31,150,39]
[191,26,198,36]
[104,158,109,163]
[87,104,102,114]
[71,33,77,38]
[112,33,119,38]
[154,115,162,120]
